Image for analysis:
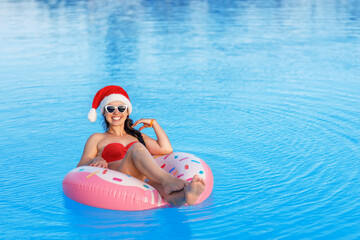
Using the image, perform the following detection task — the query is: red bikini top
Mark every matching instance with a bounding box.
[101,141,138,163]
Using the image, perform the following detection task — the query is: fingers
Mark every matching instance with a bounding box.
[136,123,150,131]
[89,159,107,168]
[132,119,153,128]
[132,119,146,128]
[132,120,140,128]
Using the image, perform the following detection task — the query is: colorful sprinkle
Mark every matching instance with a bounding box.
[161,164,166,168]
[126,174,132,178]
[86,171,100,179]
[102,170,108,174]
[177,174,184,178]
[199,170,204,174]
[174,155,178,159]
[173,170,178,176]
[169,167,175,173]
[191,160,200,164]
[179,157,189,162]
[186,178,193,182]
[144,179,149,182]
[185,165,189,170]
[78,169,84,172]
[143,184,150,189]
[164,154,171,160]
[113,177,122,182]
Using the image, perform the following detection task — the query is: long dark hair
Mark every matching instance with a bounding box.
[103,116,146,147]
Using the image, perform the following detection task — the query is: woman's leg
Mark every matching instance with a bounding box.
[117,143,186,194]
[118,143,206,206]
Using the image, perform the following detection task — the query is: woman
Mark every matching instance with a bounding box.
[77,85,205,207]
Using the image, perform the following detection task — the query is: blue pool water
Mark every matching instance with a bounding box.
[1,0,360,239]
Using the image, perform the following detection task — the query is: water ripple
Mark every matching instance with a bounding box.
[1,0,360,239]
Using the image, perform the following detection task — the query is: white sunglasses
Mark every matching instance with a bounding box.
[104,105,128,113]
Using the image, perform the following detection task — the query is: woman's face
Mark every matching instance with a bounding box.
[104,101,129,126]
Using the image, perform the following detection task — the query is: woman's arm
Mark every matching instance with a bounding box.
[133,119,173,155]
[77,133,103,167]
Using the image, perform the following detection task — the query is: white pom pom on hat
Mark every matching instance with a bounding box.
[87,85,132,122]
[87,108,97,122]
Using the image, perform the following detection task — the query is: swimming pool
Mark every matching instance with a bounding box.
[0,0,359,239]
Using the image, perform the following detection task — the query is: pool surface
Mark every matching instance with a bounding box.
[1,0,360,239]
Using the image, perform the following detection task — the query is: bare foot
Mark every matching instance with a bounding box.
[185,175,205,205]
[149,180,187,207]
[162,176,187,195]
[166,190,187,207]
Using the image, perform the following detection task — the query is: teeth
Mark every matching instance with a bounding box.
[113,117,121,120]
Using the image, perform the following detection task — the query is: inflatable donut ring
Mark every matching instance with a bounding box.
[62,152,213,211]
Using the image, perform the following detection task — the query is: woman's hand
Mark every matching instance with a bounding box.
[89,157,108,168]
[132,119,155,131]
[133,118,173,155]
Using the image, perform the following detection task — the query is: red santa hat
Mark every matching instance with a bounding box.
[87,85,132,122]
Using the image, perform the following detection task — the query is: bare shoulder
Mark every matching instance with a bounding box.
[87,132,106,143]
[90,132,106,139]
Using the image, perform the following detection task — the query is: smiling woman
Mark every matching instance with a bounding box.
[66,85,211,209]
[102,105,147,149]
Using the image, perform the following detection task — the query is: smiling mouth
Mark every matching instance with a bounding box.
[112,117,121,121]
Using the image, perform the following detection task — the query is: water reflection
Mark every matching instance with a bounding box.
[63,193,192,239]
[32,0,360,85]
